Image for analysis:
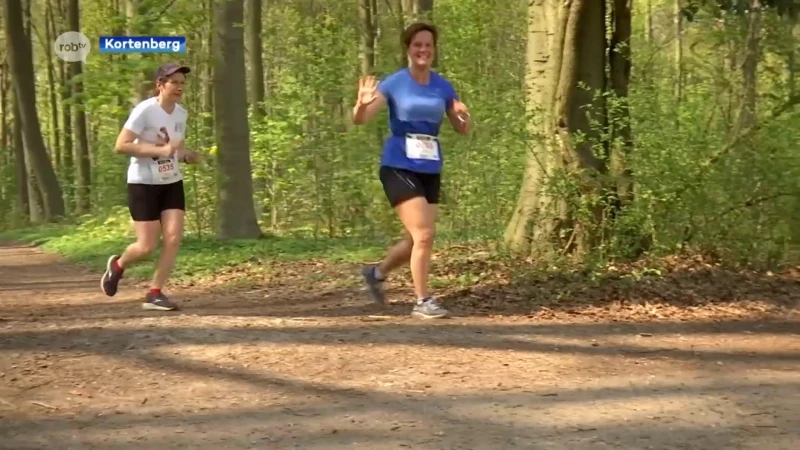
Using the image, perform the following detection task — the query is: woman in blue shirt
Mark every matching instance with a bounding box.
[352,22,471,319]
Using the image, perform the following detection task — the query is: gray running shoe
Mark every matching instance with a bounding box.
[411,297,448,319]
[361,265,386,306]
[142,292,179,311]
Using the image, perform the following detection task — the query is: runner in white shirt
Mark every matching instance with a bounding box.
[101,63,201,311]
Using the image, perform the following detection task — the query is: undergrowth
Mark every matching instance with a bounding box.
[0,210,389,282]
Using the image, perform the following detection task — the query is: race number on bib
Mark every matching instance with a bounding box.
[150,158,179,183]
[405,134,440,161]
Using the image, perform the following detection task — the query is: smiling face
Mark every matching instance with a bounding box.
[407,30,435,69]
[157,72,186,102]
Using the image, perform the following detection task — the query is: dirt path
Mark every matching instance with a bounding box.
[1,242,799,450]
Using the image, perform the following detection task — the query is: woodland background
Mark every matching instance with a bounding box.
[1,0,799,273]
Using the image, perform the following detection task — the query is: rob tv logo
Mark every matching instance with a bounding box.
[53,31,91,63]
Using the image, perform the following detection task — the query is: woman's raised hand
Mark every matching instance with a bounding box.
[357,75,378,105]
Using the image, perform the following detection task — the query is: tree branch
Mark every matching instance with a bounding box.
[675,94,800,201]
[719,191,797,218]
[153,0,180,22]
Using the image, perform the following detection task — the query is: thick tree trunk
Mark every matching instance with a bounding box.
[68,0,91,213]
[504,0,607,258]
[12,93,29,220]
[21,0,46,221]
[5,0,65,220]
[214,0,262,239]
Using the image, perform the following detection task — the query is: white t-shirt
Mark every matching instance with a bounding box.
[122,97,188,185]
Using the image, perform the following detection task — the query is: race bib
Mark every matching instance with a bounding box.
[150,158,179,183]
[405,134,440,161]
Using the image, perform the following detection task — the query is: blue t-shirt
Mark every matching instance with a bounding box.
[377,69,459,174]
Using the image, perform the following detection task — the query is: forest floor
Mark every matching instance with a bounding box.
[1,240,799,449]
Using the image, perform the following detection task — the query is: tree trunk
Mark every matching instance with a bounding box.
[359,0,376,75]
[609,0,633,206]
[645,0,653,42]
[735,0,761,132]
[20,0,46,221]
[25,144,46,222]
[1,62,8,153]
[246,0,267,221]
[413,0,436,67]
[674,0,683,102]
[57,0,74,207]
[113,0,128,128]
[68,0,91,213]
[203,0,215,146]
[5,0,65,220]
[44,0,62,175]
[12,92,29,220]
[214,0,262,239]
[127,0,155,103]
[787,13,797,96]
[247,0,265,118]
[504,0,607,258]
[393,0,408,67]
[0,64,7,207]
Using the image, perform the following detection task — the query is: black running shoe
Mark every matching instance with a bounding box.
[142,292,179,311]
[101,255,124,297]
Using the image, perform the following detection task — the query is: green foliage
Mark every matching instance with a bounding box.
[0,0,797,275]
[0,207,387,282]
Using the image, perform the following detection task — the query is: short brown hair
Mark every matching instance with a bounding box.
[402,22,437,49]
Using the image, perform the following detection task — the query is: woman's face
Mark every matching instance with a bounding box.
[157,72,186,102]
[407,30,435,68]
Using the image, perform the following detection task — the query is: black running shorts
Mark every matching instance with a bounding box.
[127,180,185,222]
[379,166,441,207]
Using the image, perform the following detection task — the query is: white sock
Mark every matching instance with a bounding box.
[373,266,385,280]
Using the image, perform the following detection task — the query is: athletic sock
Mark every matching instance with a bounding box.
[373,266,385,281]
[417,296,430,305]
[149,288,161,296]
[112,259,123,273]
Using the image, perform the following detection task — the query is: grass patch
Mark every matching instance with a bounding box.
[0,214,387,282]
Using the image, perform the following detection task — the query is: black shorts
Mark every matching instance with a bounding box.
[127,181,185,222]
[379,166,441,207]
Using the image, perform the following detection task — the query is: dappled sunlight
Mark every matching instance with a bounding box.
[1,244,799,449]
[3,347,798,450]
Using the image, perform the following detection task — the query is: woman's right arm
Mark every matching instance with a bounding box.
[114,104,171,158]
[352,93,386,125]
[114,128,171,158]
[352,75,388,125]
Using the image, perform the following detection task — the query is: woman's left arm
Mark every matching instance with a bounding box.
[445,84,471,135]
[446,100,471,135]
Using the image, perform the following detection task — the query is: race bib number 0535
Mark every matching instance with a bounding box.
[150,158,179,183]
